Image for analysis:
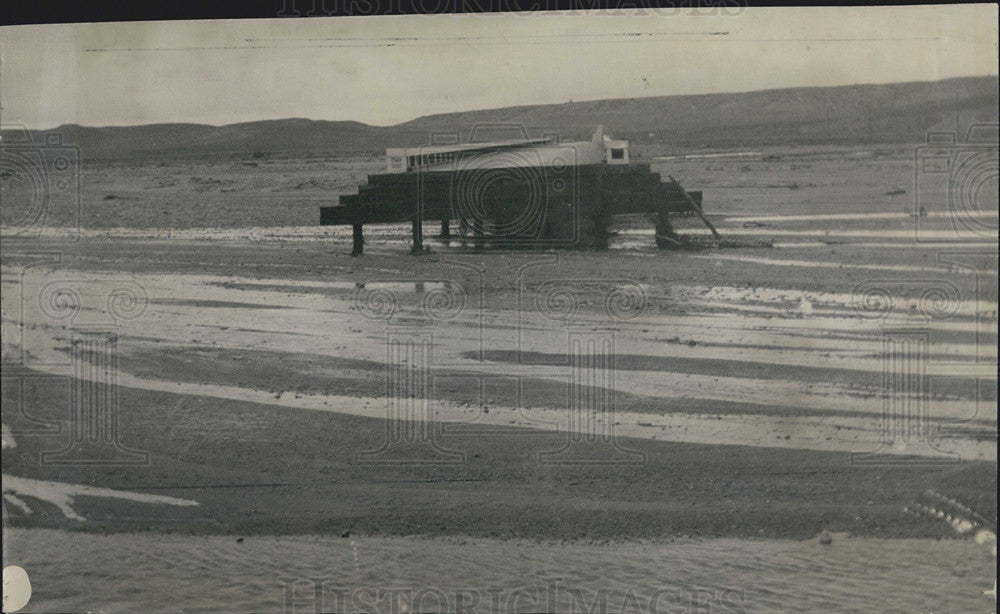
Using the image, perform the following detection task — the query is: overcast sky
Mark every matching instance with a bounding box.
[1,5,997,129]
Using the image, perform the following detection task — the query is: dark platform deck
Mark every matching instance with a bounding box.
[320,163,703,254]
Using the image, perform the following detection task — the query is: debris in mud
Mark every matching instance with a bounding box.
[664,235,774,250]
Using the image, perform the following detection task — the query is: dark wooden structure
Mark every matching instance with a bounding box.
[321,162,705,255]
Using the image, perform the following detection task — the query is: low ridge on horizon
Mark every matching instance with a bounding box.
[20,75,997,132]
[7,76,996,159]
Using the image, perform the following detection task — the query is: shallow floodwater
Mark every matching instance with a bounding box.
[3,529,995,613]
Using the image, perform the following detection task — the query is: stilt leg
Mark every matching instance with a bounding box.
[352,224,364,256]
[411,217,423,254]
[473,218,485,251]
[655,206,681,249]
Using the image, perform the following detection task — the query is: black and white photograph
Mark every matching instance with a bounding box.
[1,3,997,612]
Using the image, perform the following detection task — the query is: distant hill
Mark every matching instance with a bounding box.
[4,76,996,160]
[4,119,391,160]
[399,76,999,145]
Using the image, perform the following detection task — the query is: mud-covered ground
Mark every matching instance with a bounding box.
[2,145,997,543]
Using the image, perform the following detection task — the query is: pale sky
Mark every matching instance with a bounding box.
[1,5,997,129]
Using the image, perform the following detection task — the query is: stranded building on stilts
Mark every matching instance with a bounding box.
[320,126,718,254]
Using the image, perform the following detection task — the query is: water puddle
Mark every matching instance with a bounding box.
[726,210,1000,224]
[691,253,999,276]
[2,475,198,522]
[618,227,999,240]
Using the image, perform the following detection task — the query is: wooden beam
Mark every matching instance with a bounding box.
[351,224,364,256]
[667,175,720,239]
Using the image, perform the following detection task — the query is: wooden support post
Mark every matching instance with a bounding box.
[440,218,451,239]
[668,175,720,239]
[592,209,610,250]
[352,224,364,256]
[411,217,423,254]
[593,170,610,250]
[473,218,485,251]
[655,205,682,250]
